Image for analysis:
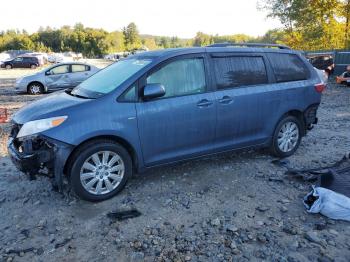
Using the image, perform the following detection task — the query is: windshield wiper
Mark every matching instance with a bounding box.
[65,88,91,99]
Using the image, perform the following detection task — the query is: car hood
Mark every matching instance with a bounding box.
[12,91,90,124]
[20,71,43,80]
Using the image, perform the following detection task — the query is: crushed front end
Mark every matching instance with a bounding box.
[7,121,73,190]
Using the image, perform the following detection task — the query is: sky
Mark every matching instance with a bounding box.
[0,0,281,38]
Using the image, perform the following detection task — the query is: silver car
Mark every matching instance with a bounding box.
[15,62,99,94]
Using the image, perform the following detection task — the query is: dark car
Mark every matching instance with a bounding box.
[8,43,325,201]
[308,55,334,75]
[1,56,40,69]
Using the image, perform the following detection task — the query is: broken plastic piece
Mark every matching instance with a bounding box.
[107,209,142,221]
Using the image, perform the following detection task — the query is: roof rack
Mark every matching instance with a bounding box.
[206,42,291,50]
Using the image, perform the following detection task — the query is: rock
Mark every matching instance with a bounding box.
[256,221,264,227]
[328,229,339,236]
[280,206,288,213]
[283,225,298,235]
[164,199,172,206]
[132,240,142,249]
[211,218,221,227]
[143,228,152,235]
[185,255,191,261]
[33,200,41,206]
[257,233,267,243]
[0,197,6,204]
[314,222,327,231]
[256,206,270,212]
[304,231,325,246]
[130,252,144,262]
[36,247,44,255]
[225,224,238,233]
[287,253,309,262]
[37,219,46,229]
[269,177,284,182]
[279,199,291,204]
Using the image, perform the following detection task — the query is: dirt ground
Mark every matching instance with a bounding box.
[0,70,350,262]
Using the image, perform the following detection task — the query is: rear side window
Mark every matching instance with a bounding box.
[268,53,309,83]
[50,65,70,75]
[147,58,206,98]
[72,64,89,73]
[212,56,268,89]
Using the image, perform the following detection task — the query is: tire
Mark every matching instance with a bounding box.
[30,64,37,69]
[68,139,132,201]
[5,64,12,69]
[270,115,302,158]
[28,83,44,95]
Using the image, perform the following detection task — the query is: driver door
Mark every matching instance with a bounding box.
[45,64,72,90]
[136,54,217,166]
[12,57,23,68]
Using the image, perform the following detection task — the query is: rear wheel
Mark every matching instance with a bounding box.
[68,140,132,201]
[28,83,44,95]
[270,116,302,158]
[30,64,37,69]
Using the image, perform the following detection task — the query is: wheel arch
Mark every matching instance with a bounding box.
[64,135,139,176]
[277,109,306,136]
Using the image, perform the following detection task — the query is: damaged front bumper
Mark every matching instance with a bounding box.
[7,123,73,191]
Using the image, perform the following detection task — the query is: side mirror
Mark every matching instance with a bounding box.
[45,71,52,76]
[143,83,165,100]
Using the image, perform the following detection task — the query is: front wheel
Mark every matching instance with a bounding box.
[270,116,302,158]
[5,64,12,69]
[68,140,132,201]
[28,83,44,95]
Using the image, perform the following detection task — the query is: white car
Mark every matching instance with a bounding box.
[15,62,99,94]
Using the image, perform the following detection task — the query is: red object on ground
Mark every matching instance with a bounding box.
[0,108,8,123]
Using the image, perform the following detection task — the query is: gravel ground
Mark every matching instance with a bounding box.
[0,76,350,262]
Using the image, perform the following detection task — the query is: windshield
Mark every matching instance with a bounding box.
[71,58,152,98]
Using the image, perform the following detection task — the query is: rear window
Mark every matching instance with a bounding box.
[267,53,309,83]
[212,56,268,89]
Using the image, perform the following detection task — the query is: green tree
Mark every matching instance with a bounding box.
[123,22,141,51]
[258,0,347,50]
[193,32,213,46]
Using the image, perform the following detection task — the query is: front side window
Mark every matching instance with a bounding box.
[267,53,309,83]
[72,58,152,98]
[147,58,206,98]
[50,65,70,75]
[213,56,268,89]
[14,57,23,62]
[72,64,89,73]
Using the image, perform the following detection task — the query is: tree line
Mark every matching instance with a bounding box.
[1,1,350,57]
[0,23,194,58]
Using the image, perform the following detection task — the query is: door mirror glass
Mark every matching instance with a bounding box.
[143,83,165,100]
[46,70,52,76]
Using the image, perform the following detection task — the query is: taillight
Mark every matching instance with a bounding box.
[314,83,326,93]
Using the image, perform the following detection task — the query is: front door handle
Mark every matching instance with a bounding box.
[218,96,233,104]
[197,99,213,107]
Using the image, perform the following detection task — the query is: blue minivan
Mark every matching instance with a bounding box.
[8,44,325,201]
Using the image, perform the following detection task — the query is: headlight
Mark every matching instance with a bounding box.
[17,116,67,138]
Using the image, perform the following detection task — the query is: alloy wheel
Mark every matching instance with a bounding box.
[29,85,42,95]
[80,151,125,195]
[277,121,299,153]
